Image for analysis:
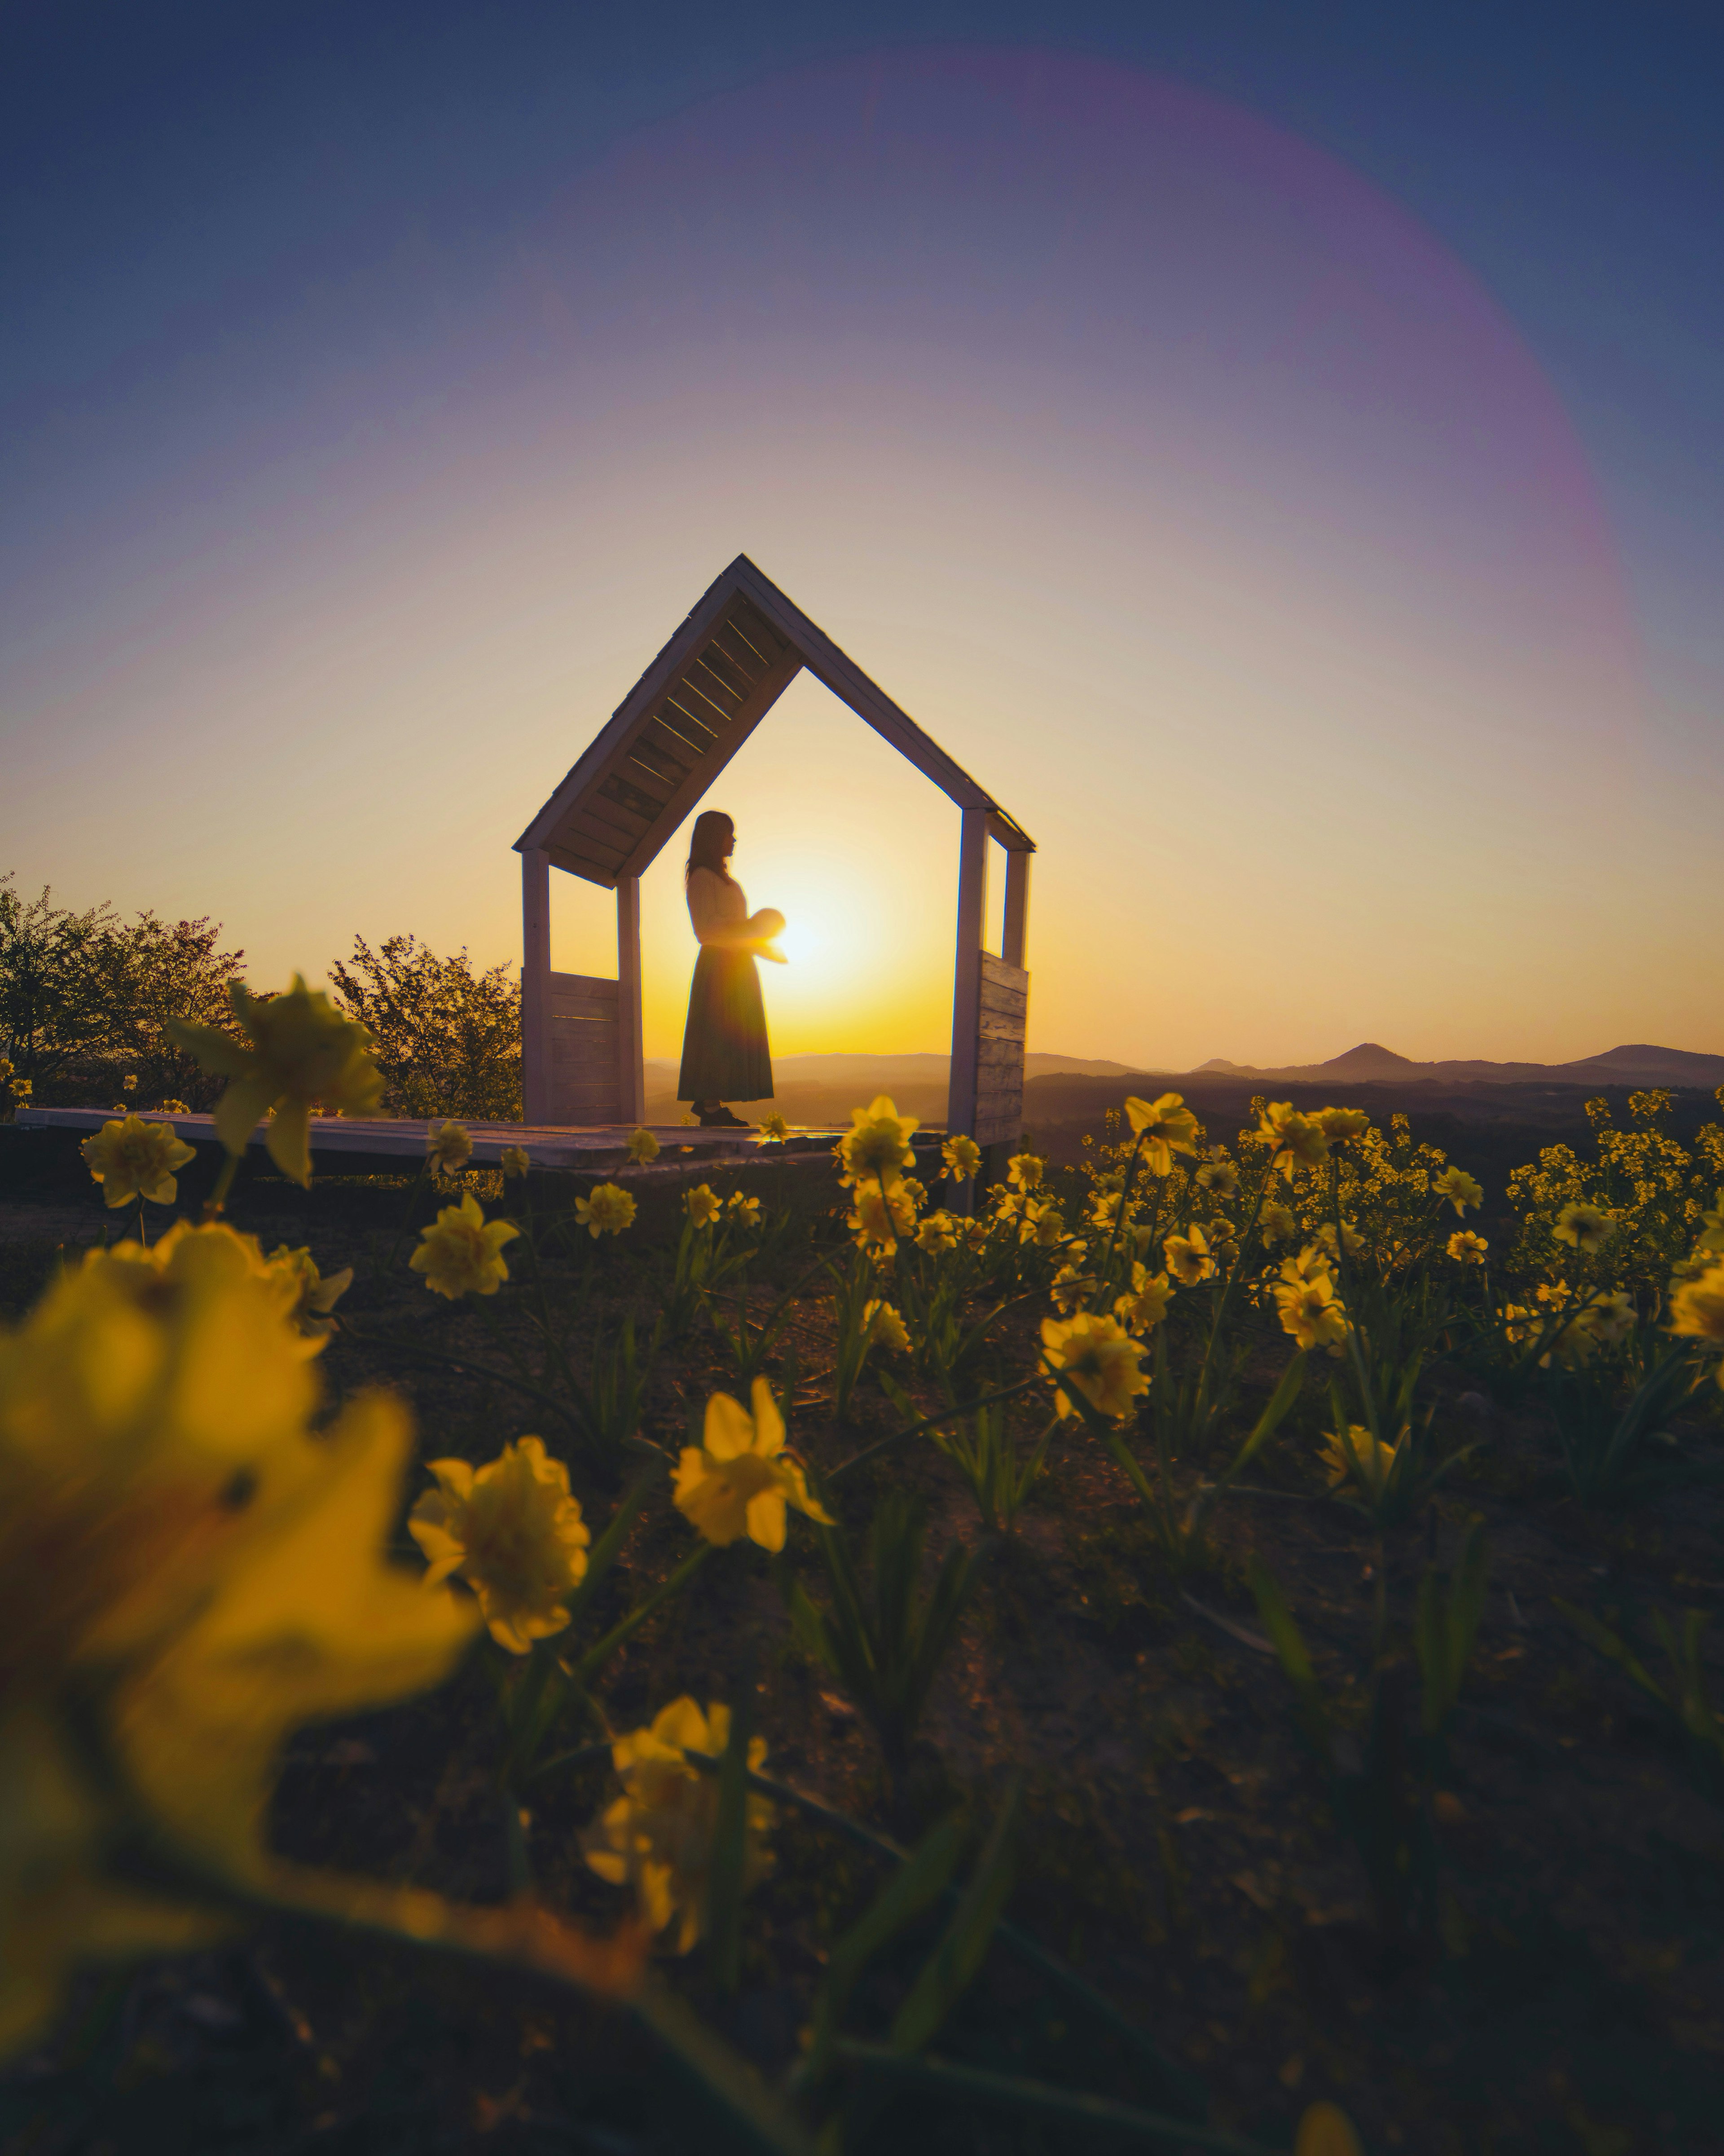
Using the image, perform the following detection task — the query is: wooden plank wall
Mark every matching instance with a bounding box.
[975,952,1029,1147]
[548,971,622,1125]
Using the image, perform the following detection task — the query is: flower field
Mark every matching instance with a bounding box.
[4,989,1724,2156]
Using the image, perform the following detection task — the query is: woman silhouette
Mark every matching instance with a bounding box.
[676,811,785,1129]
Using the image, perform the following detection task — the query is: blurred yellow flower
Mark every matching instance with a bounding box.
[898,1176,928,1215]
[158,1099,190,1115]
[0,1058,12,1082]
[1258,1103,1328,1177]
[1315,1219,1365,1262]
[1697,1192,1724,1256]
[864,1300,910,1354]
[626,1127,662,1164]
[1582,1289,1636,1348]
[839,1096,918,1189]
[1007,1152,1044,1190]
[1051,1263,1093,1315]
[755,1113,788,1144]
[1164,1224,1217,1285]
[264,1245,353,1334]
[673,1379,833,1552]
[1295,2099,1364,2156]
[849,1184,902,1255]
[1319,1423,1402,1495]
[1041,1312,1148,1420]
[168,975,382,1187]
[1022,1198,1068,1250]
[501,1145,531,1178]
[10,1078,33,1101]
[427,1121,472,1177]
[1115,1265,1174,1335]
[1196,1156,1240,1197]
[941,1134,982,1181]
[1447,1230,1489,1265]
[1555,1201,1612,1252]
[1274,1271,1348,1355]
[409,1193,519,1298]
[916,1211,959,1255]
[582,1698,772,1953]
[121,1074,137,1095]
[684,1184,722,1229]
[1123,1093,1200,1176]
[1260,1201,1297,1244]
[1315,1107,1370,1142]
[575,1183,637,1239]
[409,1437,589,1653]
[1670,1262,1724,1352]
[79,1115,195,1209]
[1502,1302,1535,1346]
[1434,1166,1483,1217]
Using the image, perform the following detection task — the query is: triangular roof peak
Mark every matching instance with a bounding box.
[516,554,1034,886]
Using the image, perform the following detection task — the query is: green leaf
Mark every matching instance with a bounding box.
[890,1779,1020,2054]
[1249,1560,1330,1752]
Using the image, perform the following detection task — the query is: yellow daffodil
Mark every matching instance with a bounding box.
[1433,1166,1484,1217]
[575,1182,637,1239]
[1164,1224,1217,1285]
[684,1184,721,1229]
[1207,1214,1238,1248]
[1583,1289,1636,1348]
[1259,1201,1297,1244]
[1274,1271,1349,1355]
[0,1228,478,2044]
[1316,1107,1371,1142]
[1041,1312,1148,1420]
[941,1134,982,1181]
[1670,1264,1724,1368]
[626,1127,662,1164]
[1196,1156,1240,1197]
[1555,1201,1612,1252]
[1051,1263,1094,1315]
[916,1211,959,1255]
[849,1184,903,1255]
[159,1099,190,1115]
[409,1193,519,1298]
[264,1245,353,1334]
[673,1380,833,1552]
[79,1115,195,1209]
[1089,1191,1124,1231]
[1295,2099,1365,2156]
[1447,1230,1488,1265]
[10,1078,33,1101]
[863,1300,910,1354]
[582,1698,772,1953]
[1123,1093,1200,1177]
[1259,1103,1328,1178]
[1007,1152,1044,1190]
[838,1096,919,1190]
[1315,1219,1364,1262]
[121,1075,137,1095]
[427,1120,472,1178]
[409,1437,589,1653]
[167,975,382,1188]
[1114,1265,1174,1335]
[1021,1198,1068,1250]
[726,1190,761,1227]
[755,1114,788,1145]
[501,1145,530,1178]
[1319,1423,1403,1496]
[0,1058,12,1082]
[1501,1303,1535,1346]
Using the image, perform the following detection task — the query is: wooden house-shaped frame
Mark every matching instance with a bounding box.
[515,556,1034,1146]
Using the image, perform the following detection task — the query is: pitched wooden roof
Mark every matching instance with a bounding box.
[515,555,1034,886]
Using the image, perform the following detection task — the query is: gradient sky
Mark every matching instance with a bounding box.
[4,4,1721,1069]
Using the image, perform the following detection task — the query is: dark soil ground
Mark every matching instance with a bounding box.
[3,1119,1723,2156]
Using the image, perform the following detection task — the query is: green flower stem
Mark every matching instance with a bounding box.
[203,1147,242,1221]
[576,1544,710,1686]
[827,1374,1051,1482]
[379,1158,432,1276]
[678,1753,1203,2119]
[830,2044,1269,2155]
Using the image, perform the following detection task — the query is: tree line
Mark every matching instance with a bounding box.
[0,873,523,1121]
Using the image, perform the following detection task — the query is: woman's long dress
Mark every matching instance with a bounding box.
[676,867,776,1102]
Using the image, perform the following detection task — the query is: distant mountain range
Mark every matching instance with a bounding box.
[1187,1042,1724,1089]
[645,1042,1724,1098]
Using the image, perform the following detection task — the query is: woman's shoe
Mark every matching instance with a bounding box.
[699,1104,751,1129]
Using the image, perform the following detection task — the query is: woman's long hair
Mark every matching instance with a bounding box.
[686,810,735,883]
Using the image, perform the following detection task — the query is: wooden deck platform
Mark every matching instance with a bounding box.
[14,1107,853,1178]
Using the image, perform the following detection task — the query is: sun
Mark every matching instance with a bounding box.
[776,921,818,966]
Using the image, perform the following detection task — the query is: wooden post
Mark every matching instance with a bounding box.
[1001,848,1031,971]
[521,848,553,1124]
[946,808,989,1149]
[616,876,646,1124]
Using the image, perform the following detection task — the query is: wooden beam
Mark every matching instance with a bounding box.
[946,808,989,1158]
[616,877,646,1123]
[1001,849,1031,971]
[521,848,554,1124]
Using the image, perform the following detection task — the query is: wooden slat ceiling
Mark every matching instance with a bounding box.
[519,558,1033,886]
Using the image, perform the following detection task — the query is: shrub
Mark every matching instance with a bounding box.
[329,934,521,1121]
